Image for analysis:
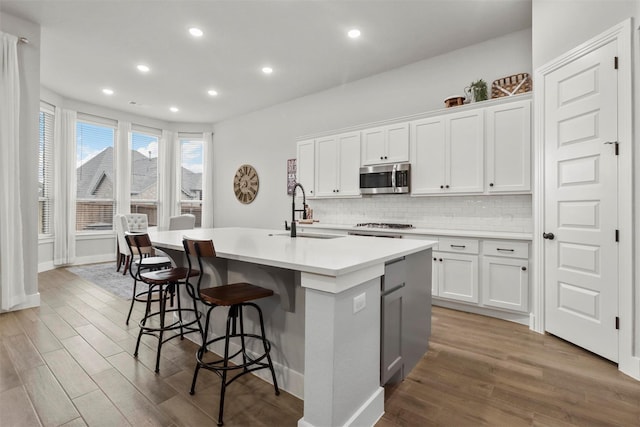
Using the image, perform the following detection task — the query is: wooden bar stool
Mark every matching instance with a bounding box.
[123,231,172,325]
[127,233,202,373]
[183,238,279,426]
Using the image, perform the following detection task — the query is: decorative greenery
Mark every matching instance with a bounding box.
[469,79,488,102]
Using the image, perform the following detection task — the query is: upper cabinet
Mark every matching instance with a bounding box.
[485,99,531,193]
[411,110,484,195]
[315,132,361,197]
[296,139,316,197]
[361,123,409,166]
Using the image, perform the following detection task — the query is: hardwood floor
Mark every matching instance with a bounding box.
[1,267,639,426]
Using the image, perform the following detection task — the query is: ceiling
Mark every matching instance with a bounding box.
[1,0,531,124]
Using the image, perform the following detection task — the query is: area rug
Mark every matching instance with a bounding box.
[68,262,142,300]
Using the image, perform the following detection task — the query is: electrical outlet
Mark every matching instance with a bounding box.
[353,293,366,314]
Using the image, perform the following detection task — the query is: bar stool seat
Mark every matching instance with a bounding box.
[183,238,279,426]
[126,233,202,373]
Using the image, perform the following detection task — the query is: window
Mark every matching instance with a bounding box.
[131,129,159,226]
[180,137,203,227]
[38,105,54,236]
[76,117,116,231]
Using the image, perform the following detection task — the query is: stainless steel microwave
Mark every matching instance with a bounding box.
[359,163,410,194]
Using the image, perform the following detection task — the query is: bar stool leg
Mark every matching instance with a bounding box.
[255,303,280,395]
[175,284,185,340]
[191,304,213,395]
[218,306,235,426]
[238,305,248,372]
[155,285,168,373]
[126,279,138,325]
[135,283,157,358]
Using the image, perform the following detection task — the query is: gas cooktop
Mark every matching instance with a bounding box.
[355,222,414,229]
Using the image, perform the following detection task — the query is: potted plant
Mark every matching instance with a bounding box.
[467,79,488,102]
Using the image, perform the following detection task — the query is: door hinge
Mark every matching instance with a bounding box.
[614,56,618,69]
[615,229,619,242]
[616,316,620,330]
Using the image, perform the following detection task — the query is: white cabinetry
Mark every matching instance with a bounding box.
[315,132,361,197]
[433,238,479,303]
[411,110,484,194]
[361,123,409,166]
[481,240,529,312]
[296,139,315,197]
[485,99,531,192]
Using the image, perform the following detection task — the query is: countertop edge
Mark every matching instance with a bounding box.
[296,223,533,241]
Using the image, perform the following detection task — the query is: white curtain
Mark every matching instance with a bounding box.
[201,132,214,228]
[115,121,131,214]
[0,32,26,310]
[53,109,77,265]
[158,130,176,229]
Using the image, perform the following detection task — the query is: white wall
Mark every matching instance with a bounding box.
[532,0,640,370]
[212,29,532,229]
[532,0,637,69]
[1,13,40,304]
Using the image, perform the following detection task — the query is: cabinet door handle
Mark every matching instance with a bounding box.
[445,185,450,189]
[439,258,443,262]
[440,185,444,189]
[521,266,527,271]
[433,257,437,261]
[450,244,466,249]
[496,248,514,252]
[380,156,383,160]
[489,183,494,187]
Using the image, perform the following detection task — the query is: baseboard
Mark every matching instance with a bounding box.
[38,261,55,273]
[298,387,384,427]
[39,255,116,273]
[620,356,640,381]
[1,292,40,313]
[433,298,530,326]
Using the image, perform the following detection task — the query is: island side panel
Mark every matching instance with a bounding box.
[301,276,384,427]
[402,248,432,378]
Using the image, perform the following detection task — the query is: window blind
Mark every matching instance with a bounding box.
[38,108,54,235]
[76,120,115,231]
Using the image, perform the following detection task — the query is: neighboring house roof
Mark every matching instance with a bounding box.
[76,146,202,199]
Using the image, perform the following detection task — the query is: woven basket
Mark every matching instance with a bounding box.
[491,73,531,98]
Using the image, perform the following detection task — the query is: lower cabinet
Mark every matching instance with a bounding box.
[434,252,479,303]
[481,251,529,312]
[380,281,404,384]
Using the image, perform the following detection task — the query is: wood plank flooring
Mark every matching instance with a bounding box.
[0,267,638,426]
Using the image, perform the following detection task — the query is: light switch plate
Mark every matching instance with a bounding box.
[353,293,366,314]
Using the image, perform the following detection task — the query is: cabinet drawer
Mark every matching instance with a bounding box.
[438,238,478,254]
[483,240,529,258]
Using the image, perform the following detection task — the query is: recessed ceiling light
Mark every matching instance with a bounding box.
[170,106,179,113]
[102,88,114,95]
[262,66,273,75]
[348,29,361,39]
[207,89,218,96]
[189,27,203,38]
[137,64,150,73]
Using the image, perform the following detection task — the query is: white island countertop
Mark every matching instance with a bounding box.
[149,227,437,277]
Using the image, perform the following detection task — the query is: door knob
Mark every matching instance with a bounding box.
[543,232,555,240]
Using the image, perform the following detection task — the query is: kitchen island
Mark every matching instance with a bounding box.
[149,227,436,427]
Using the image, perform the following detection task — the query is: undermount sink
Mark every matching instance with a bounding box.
[269,232,344,239]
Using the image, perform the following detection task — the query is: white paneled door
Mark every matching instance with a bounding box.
[544,39,619,362]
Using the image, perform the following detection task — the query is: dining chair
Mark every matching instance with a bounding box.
[169,213,196,230]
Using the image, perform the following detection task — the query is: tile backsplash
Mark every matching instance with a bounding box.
[308,194,532,233]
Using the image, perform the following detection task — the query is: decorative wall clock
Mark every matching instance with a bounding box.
[233,164,259,204]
